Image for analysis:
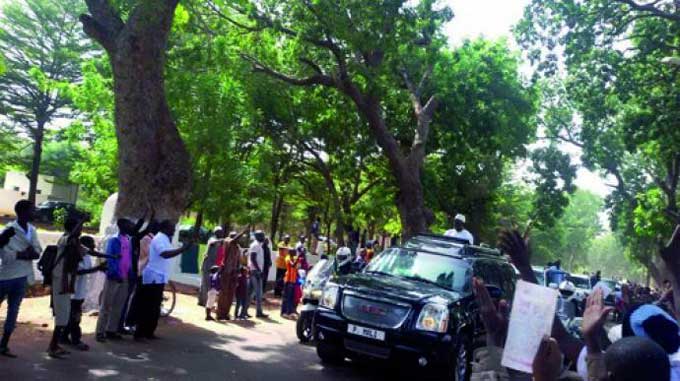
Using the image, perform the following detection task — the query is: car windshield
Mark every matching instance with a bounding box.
[365,248,471,292]
[568,276,591,289]
[307,258,334,282]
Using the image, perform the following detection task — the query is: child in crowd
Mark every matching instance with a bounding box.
[235,266,249,319]
[205,265,221,321]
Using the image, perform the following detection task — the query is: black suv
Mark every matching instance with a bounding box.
[313,234,517,380]
[35,201,90,224]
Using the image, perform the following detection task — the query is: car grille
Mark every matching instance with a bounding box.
[341,293,411,329]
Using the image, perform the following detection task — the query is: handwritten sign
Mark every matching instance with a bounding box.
[501,280,559,373]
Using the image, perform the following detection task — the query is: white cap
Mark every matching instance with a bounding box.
[454,214,466,223]
[213,226,224,233]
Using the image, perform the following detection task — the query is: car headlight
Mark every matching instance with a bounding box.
[303,287,324,300]
[320,284,340,309]
[416,303,449,333]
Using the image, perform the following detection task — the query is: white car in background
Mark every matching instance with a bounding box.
[567,274,592,316]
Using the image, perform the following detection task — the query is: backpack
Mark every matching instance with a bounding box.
[37,245,59,286]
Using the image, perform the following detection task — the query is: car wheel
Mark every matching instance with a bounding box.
[296,311,314,343]
[449,337,472,381]
[317,340,345,365]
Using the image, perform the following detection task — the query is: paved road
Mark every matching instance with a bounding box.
[0,293,428,381]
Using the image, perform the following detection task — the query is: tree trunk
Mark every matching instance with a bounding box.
[27,123,45,204]
[394,160,429,239]
[193,210,204,241]
[81,0,191,222]
[270,192,284,242]
[359,98,431,240]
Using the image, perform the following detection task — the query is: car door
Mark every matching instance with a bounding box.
[469,258,505,338]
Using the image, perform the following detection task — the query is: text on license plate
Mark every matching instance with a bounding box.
[347,324,386,341]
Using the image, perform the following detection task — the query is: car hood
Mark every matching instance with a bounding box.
[334,272,462,305]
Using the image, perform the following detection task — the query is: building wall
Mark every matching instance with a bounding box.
[0,171,79,216]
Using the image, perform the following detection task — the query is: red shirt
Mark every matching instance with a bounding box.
[215,243,226,267]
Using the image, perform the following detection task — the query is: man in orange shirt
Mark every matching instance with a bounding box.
[274,234,291,297]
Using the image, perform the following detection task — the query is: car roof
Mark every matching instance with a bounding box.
[402,234,505,260]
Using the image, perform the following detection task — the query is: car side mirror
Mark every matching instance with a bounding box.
[486,285,503,299]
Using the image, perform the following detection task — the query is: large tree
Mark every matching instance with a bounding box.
[210,0,452,238]
[79,0,192,220]
[0,0,91,203]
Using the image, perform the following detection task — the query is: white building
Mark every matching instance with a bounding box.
[0,171,79,216]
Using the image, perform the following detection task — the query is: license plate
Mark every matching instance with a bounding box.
[347,324,386,341]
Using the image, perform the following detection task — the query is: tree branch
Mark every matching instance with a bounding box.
[353,178,382,204]
[206,1,262,32]
[299,57,324,76]
[241,54,334,87]
[614,0,680,21]
[80,0,124,52]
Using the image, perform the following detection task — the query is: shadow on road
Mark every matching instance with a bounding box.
[2,295,439,381]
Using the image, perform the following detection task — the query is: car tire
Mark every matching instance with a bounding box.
[296,311,314,343]
[317,340,345,365]
[448,336,472,381]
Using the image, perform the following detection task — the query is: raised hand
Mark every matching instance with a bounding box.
[532,336,562,381]
[581,288,614,352]
[498,229,537,283]
[472,277,509,347]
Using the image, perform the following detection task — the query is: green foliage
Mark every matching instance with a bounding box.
[588,233,646,283]
[52,207,67,228]
[64,59,117,225]
[0,0,91,126]
[0,0,93,199]
[531,190,602,270]
[424,38,538,238]
[528,146,577,229]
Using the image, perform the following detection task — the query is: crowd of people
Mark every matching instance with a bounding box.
[0,200,193,358]
[469,228,680,381]
[5,198,680,381]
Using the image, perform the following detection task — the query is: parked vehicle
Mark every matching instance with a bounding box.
[567,274,592,316]
[297,257,335,342]
[35,201,90,224]
[313,234,517,380]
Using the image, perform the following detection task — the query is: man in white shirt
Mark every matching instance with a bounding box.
[444,213,474,245]
[247,231,268,318]
[0,200,42,358]
[134,220,190,341]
